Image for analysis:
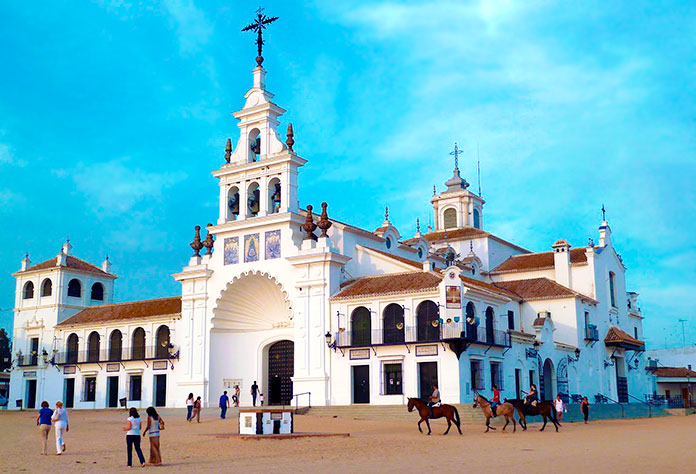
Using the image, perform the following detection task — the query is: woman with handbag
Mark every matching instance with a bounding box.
[142,406,163,466]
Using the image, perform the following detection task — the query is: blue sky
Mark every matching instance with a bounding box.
[1,1,694,348]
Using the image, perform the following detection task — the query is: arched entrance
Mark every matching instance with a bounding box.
[268,340,294,406]
[542,358,555,401]
[556,358,569,402]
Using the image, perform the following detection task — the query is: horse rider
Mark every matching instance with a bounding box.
[428,383,441,418]
[525,383,538,408]
[491,384,501,417]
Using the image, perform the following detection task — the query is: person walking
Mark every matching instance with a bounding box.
[581,396,590,424]
[36,401,53,455]
[190,396,202,423]
[185,393,194,421]
[234,385,241,407]
[219,391,230,419]
[51,401,69,455]
[251,381,259,406]
[142,407,163,466]
[555,394,568,423]
[123,407,146,467]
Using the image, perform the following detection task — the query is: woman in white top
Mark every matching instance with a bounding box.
[122,407,146,467]
[50,401,69,455]
[555,395,567,423]
[186,393,194,421]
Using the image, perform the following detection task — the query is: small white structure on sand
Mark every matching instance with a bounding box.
[239,408,293,435]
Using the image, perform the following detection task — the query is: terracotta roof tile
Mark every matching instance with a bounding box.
[57,297,181,326]
[20,255,115,277]
[359,246,423,270]
[459,274,518,299]
[491,247,589,273]
[492,277,598,304]
[331,272,441,300]
[402,227,488,245]
[647,367,696,378]
[604,326,645,348]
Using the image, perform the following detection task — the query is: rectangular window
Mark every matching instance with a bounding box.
[470,360,484,391]
[634,327,639,339]
[30,337,39,366]
[584,311,590,328]
[507,310,515,331]
[529,370,535,388]
[384,363,403,395]
[490,362,503,390]
[84,377,96,402]
[609,272,617,307]
[130,375,142,401]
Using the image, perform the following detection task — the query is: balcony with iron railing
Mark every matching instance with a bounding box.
[53,345,178,365]
[584,325,599,342]
[335,323,511,348]
[17,354,39,367]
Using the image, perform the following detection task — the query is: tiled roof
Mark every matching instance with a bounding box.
[331,272,441,300]
[459,274,518,299]
[604,326,645,349]
[19,255,115,277]
[491,247,589,273]
[647,367,696,378]
[492,277,598,304]
[402,227,488,245]
[57,297,181,326]
[359,245,423,270]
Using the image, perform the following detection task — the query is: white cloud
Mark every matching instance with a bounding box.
[162,0,213,55]
[72,158,187,215]
[0,189,25,208]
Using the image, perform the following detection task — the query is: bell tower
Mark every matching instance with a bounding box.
[214,65,306,224]
[431,143,485,231]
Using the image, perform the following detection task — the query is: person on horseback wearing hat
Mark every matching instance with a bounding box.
[428,384,441,418]
[491,384,501,417]
[525,383,538,408]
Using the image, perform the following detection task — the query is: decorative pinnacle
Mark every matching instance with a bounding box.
[384,205,389,223]
[225,138,232,163]
[241,7,279,67]
[416,218,420,234]
[601,204,606,221]
[433,185,437,195]
[202,223,215,255]
[190,225,204,257]
[302,205,318,241]
[317,202,333,238]
[286,123,294,152]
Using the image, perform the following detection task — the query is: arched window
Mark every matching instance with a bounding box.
[67,279,81,298]
[485,306,495,344]
[155,325,170,359]
[228,186,240,221]
[131,328,146,360]
[351,307,371,346]
[66,333,79,364]
[418,247,423,259]
[91,282,104,301]
[22,281,34,299]
[416,300,439,342]
[383,303,405,344]
[109,330,122,361]
[248,128,261,162]
[473,208,481,229]
[87,331,100,362]
[443,208,457,229]
[609,272,617,307]
[247,182,260,217]
[466,302,478,340]
[268,178,281,214]
[41,278,52,297]
[385,237,392,249]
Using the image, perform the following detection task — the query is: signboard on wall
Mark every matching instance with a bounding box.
[223,379,243,390]
[445,285,461,309]
[153,361,168,371]
[23,371,36,377]
[349,349,370,360]
[106,363,120,372]
[416,345,438,357]
[63,366,76,375]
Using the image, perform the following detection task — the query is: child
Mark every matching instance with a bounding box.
[259,393,264,406]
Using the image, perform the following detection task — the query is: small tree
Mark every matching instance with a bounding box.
[0,329,11,372]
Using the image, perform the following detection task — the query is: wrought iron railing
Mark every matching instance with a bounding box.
[53,345,177,365]
[584,325,599,341]
[335,323,511,348]
[17,354,39,367]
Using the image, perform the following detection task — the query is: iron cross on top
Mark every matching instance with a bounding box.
[242,7,279,66]
[450,142,464,168]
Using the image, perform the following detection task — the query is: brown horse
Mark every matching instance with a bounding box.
[505,399,560,432]
[407,397,462,435]
[472,393,516,433]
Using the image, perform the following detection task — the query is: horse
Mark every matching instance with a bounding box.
[407,397,462,435]
[472,393,516,433]
[505,398,560,432]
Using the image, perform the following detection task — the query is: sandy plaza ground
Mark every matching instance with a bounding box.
[0,408,694,473]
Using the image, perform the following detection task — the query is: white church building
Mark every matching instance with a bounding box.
[9,48,655,411]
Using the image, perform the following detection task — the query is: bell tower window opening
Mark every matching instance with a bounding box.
[23,281,34,299]
[248,128,261,162]
[228,186,240,221]
[247,182,260,217]
[91,282,104,301]
[268,178,281,214]
[443,208,457,229]
[41,278,52,297]
[67,279,82,298]
[473,208,481,229]
[609,271,617,308]
[385,237,392,249]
